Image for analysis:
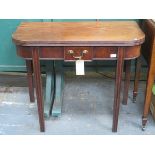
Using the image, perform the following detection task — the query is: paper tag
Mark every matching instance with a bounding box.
[76,60,85,75]
[110,54,117,58]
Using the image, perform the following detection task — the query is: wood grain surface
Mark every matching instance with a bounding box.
[12,21,145,46]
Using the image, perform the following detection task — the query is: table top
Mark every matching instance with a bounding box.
[12,21,145,46]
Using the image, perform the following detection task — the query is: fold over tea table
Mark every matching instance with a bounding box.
[12,21,145,132]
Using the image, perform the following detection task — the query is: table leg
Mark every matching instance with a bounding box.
[44,61,55,118]
[26,60,35,103]
[32,47,45,132]
[133,57,141,103]
[52,61,64,117]
[142,65,155,130]
[122,60,131,105]
[112,47,124,132]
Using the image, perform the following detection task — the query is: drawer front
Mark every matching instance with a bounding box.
[64,47,93,61]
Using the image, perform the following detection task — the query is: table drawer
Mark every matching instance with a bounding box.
[64,47,93,61]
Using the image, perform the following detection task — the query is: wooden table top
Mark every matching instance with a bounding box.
[12,21,145,46]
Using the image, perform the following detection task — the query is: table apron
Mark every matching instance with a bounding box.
[16,46,141,60]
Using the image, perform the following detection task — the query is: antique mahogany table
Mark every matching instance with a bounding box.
[12,21,145,132]
[133,19,155,130]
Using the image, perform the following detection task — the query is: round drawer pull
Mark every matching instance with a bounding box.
[68,50,74,54]
[83,50,88,54]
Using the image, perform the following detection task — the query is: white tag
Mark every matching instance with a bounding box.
[76,60,85,75]
[110,54,117,58]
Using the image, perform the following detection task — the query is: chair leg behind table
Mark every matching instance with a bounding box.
[44,60,55,118]
[26,60,35,103]
[122,60,131,105]
[51,60,64,117]
[133,57,141,103]
[112,47,124,132]
[32,47,45,132]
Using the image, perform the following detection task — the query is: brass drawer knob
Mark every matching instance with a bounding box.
[68,50,74,54]
[83,50,88,54]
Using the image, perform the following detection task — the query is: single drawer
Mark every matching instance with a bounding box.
[64,47,93,61]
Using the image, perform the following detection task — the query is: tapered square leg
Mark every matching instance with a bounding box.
[32,47,45,132]
[26,60,35,103]
[122,60,131,105]
[133,57,141,103]
[112,47,124,132]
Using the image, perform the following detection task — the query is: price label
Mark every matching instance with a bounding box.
[76,60,85,75]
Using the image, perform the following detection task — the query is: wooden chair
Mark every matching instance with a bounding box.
[133,19,155,130]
